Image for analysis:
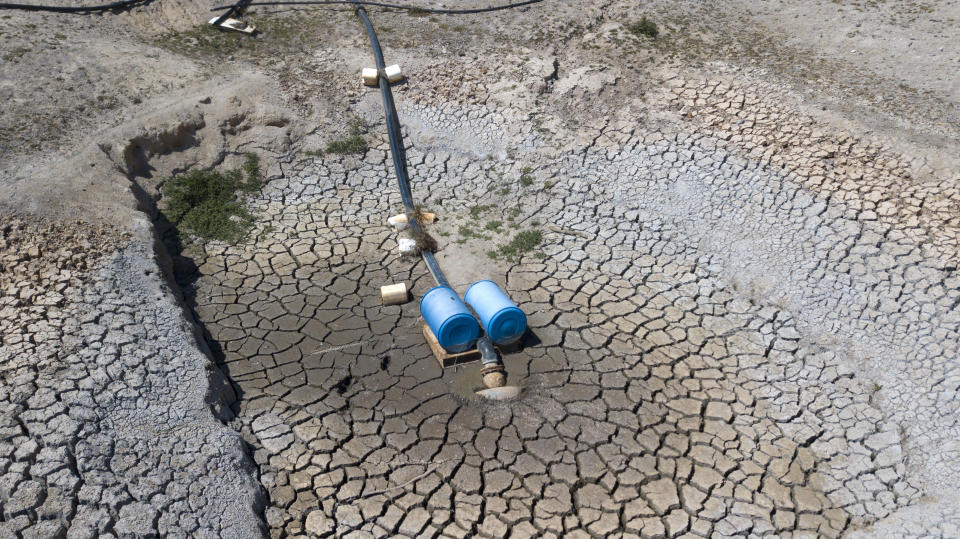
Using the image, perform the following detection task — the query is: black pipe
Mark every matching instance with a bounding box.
[352,1,449,287]
[0,0,153,12]
[212,0,545,15]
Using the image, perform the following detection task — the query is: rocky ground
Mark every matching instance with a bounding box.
[1,0,959,537]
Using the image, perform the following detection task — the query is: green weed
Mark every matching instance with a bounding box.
[161,153,262,243]
[458,225,490,241]
[489,229,543,261]
[469,204,492,219]
[627,17,658,39]
[520,166,534,187]
[325,133,367,155]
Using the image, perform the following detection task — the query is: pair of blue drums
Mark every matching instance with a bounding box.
[420,280,527,353]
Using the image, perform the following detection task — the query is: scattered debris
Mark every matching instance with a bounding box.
[546,224,592,238]
[207,17,256,35]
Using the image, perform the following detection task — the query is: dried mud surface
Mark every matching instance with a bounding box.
[0,218,264,537]
[1,0,959,537]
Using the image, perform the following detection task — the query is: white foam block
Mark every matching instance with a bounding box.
[384,64,404,83]
[361,67,379,87]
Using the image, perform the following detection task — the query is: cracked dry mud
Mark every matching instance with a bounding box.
[170,66,960,537]
[2,0,960,537]
[0,218,263,537]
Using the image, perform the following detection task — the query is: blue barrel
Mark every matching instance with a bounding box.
[420,286,480,353]
[464,280,527,345]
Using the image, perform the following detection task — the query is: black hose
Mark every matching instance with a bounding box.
[0,0,153,12]
[477,336,498,365]
[352,1,449,287]
[213,0,544,14]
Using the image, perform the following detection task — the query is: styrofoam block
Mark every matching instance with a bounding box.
[361,67,379,86]
[388,214,409,230]
[384,64,404,83]
[387,212,435,230]
[398,237,418,255]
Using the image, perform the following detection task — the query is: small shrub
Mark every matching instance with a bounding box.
[627,17,658,39]
[458,225,490,241]
[325,133,367,155]
[469,204,492,219]
[2,47,31,62]
[485,220,502,232]
[241,153,262,188]
[490,229,543,262]
[161,153,262,243]
[543,180,555,189]
[520,166,534,187]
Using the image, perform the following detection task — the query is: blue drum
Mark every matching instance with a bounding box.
[420,286,480,353]
[464,280,527,345]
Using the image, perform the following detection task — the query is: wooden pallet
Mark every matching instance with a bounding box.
[422,324,481,368]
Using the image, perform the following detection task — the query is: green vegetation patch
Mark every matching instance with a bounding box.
[2,47,31,62]
[154,12,335,60]
[469,204,493,219]
[325,133,367,155]
[519,166,534,187]
[325,120,368,155]
[627,17,658,39]
[162,153,262,243]
[489,229,543,261]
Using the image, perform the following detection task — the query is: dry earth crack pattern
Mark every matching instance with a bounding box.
[176,75,959,537]
[0,219,264,537]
